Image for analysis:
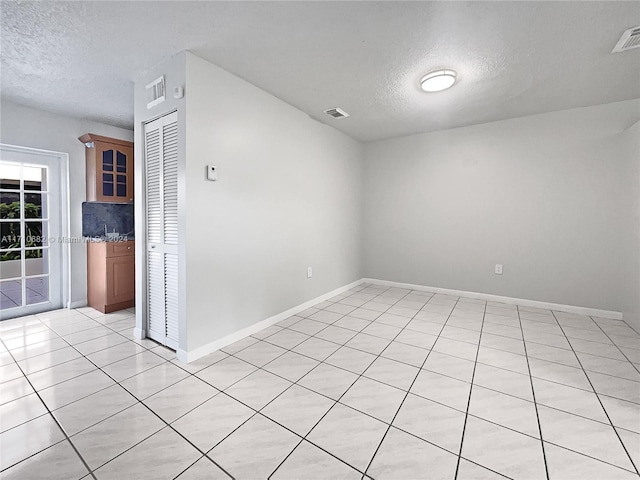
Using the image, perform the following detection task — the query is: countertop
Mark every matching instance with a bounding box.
[84,236,134,243]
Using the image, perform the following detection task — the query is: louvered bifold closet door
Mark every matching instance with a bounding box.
[144,111,179,349]
[162,118,179,346]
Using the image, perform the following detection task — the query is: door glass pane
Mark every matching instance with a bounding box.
[25,222,45,247]
[25,249,47,275]
[0,279,22,309]
[24,193,43,218]
[103,150,114,171]
[0,192,20,219]
[0,250,21,279]
[0,164,20,190]
[23,166,46,191]
[116,151,126,172]
[103,173,114,196]
[0,153,60,316]
[26,276,48,305]
[1,222,21,249]
[116,174,127,197]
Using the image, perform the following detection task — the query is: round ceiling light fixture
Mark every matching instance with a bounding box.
[419,69,457,92]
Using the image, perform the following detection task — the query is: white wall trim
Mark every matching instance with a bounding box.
[176,278,363,363]
[363,278,623,320]
[0,143,71,312]
[69,299,87,309]
[175,275,624,363]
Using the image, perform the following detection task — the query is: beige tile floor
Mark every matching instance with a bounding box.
[0,283,639,479]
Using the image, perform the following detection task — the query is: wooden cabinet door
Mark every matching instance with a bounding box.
[80,134,134,203]
[106,255,135,304]
[96,142,134,203]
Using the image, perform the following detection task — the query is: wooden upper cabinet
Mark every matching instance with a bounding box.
[79,134,134,203]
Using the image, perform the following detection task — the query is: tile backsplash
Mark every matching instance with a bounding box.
[82,202,134,238]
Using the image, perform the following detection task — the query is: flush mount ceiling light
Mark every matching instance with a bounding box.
[419,69,457,92]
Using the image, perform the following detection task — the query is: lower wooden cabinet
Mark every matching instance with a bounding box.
[87,240,135,313]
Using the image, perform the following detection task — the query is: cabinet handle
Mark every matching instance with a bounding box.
[127,247,131,250]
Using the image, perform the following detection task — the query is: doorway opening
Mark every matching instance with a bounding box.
[0,144,69,320]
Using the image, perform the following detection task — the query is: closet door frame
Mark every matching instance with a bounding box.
[141,110,181,350]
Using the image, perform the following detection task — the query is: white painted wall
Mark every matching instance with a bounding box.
[132,52,187,348]
[183,53,363,352]
[0,101,134,306]
[620,120,640,329]
[133,52,638,357]
[363,100,640,325]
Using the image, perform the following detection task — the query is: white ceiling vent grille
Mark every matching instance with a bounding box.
[146,76,166,109]
[323,107,350,119]
[612,26,640,53]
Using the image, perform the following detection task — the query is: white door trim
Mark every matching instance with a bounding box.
[140,111,180,350]
[0,143,70,314]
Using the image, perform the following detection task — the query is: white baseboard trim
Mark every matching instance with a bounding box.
[176,278,364,363]
[363,278,623,320]
[175,276,623,363]
[69,299,88,309]
[133,327,145,340]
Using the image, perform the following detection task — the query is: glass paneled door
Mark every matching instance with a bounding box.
[0,145,67,320]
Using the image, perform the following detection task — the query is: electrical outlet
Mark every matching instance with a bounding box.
[495,264,503,275]
[307,267,313,278]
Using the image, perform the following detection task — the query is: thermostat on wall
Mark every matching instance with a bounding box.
[207,165,217,181]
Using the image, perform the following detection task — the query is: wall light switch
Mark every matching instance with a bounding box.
[495,264,503,275]
[207,165,217,181]
[307,267,313,278]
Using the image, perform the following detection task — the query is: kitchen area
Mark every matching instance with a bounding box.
[79,134,135,314]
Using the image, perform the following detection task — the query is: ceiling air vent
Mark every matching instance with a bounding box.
[612,26,640,53]
[146,76,166,109]
[323,108,350,119]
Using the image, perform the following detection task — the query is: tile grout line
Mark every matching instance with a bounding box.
[12,308,236,479]
[150,284,378,477]
[54,311,237,479]
[361,295,463,479]
[452,299,488,480]
[4,289,628,478]
[0,336,98,479]
[171,455,226,480]
[298,289,435,477]
[2,289,637,479]
[462,321,639,367]
[94,298,640,477]
[385,307,639,373]
[550,310,640,476]
[81,296,640,477]
[52,312,238,478]
[261,283,398,478]
[588,315,640,376]
[407,313,640,387]
[591,314,640,338]
[198,284,379,478]
[260,284,422,478]
[426,327,639,386]
[516,305,550,480]
[300,290,452,471]
[227,314,629,466]
[7,313,140,373]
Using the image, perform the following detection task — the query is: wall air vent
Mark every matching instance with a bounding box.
[612,26,640,53]
[146,76,166,109]
[323,108,350,119]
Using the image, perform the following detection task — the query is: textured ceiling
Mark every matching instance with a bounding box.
[2,1,639,142]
